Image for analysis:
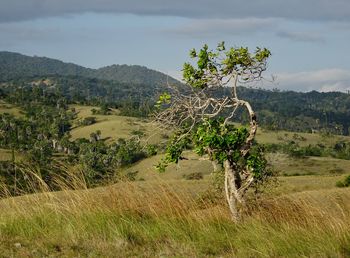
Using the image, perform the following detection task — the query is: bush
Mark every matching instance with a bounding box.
[80,116,96,126]
[115,138,146,166]
[336,175,350,188]
[146,144,158,157]
[131,129,145,137]
[303,145,323,157]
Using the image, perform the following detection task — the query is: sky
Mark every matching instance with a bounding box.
[1,0,350,92]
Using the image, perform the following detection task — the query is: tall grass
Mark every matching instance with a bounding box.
[0,166,349,257]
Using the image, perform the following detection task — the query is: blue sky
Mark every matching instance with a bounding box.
[1,0,350,92]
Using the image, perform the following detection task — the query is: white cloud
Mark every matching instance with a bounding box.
[273,69,350,92]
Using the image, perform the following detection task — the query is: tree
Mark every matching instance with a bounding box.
[154,42,272,222]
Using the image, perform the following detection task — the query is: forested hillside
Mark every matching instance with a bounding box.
[1,75,167,104]
[0,52,179,86]
[237,87,350,135]
[1,52,350,258]
[1,51,350,135]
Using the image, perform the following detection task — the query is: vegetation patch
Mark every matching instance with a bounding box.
[336,175,350,188]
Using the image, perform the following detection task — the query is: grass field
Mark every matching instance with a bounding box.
[0,149,13,161]
[70,105,349,147]
[0,100,23,117]
[70,105,166,145]
[0,176,349,257]
[256,128,349,147]
[267,153,350,176]
[0,103,350,256]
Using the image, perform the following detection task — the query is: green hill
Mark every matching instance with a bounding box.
[0,51,179,87]
[1,51,350,135]
[0,52,92,81]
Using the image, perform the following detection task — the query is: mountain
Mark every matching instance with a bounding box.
[95,64,178,86]
[0,51,179,86]
[0,52,92,81]
[1,51,350,135]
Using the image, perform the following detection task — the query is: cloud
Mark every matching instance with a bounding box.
[168,18,279,37]
[1,0,350,23]
[276,31,325,43]
[272,69,350,92]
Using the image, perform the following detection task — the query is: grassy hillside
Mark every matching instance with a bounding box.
[0,100,23,117]
[0,175,349,257]
[1,103,350,257]
[256,128,349,146]
[70,105,350,146]
[0,149,13,161]
[70,105,166,145]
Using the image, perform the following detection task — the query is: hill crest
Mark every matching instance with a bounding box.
[0,51,179,86]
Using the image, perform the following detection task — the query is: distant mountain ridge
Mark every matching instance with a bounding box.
[1,51,350,135]
[0,51,179,86]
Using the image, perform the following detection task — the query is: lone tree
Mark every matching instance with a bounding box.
[154,42,272,222]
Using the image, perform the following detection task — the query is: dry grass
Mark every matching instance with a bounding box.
[256,128,350,147]
[122,152,213,181]
[0,166,349,257]
[1,104,349,256]
[0,100,23,117]
[0,148,13,161]
[267,153,350,176]
[70,105,166,144]
[70,105,350,148]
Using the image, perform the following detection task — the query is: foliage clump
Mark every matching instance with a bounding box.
[157,118,269,183]
[336,175,350,188]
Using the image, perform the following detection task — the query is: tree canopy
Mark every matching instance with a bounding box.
[154,42,272,222]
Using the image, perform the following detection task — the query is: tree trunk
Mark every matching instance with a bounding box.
[224,160,244,222]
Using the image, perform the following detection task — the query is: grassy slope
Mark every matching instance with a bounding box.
[0,179,349,257]
[256,128,349,146]
[71,105,349,146]
[0,102,23,161]
[0,149,13,161]
[0,104,350,256]
[0,100,23,117]
[70,105,165,145]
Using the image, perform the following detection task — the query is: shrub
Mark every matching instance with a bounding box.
[80,116,96,126]
[131,129,145,137]
[145,144,158,157]
[336,175,350,188]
